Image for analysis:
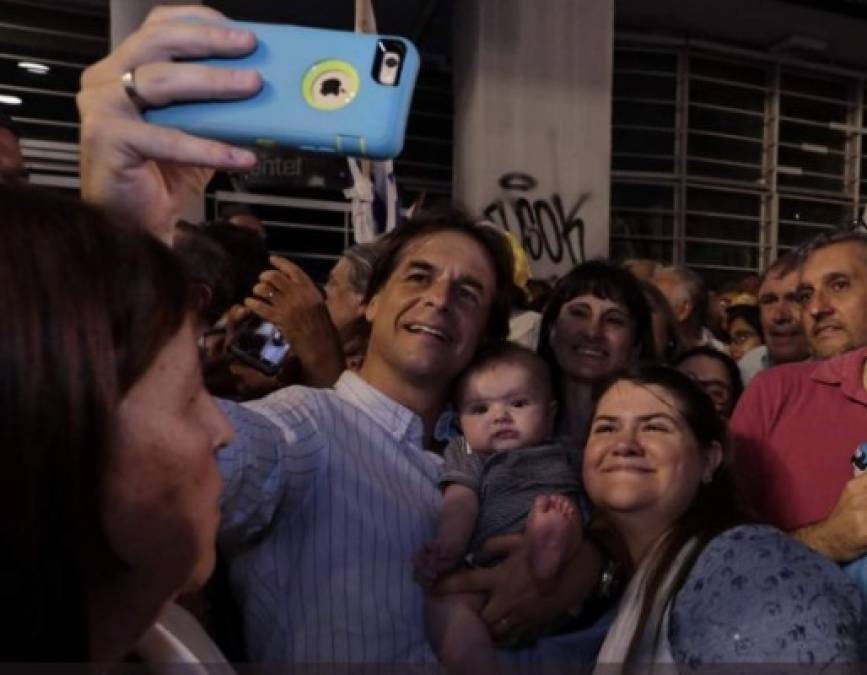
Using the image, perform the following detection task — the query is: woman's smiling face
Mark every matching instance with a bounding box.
[550,294,636,382]
[582,380,719,542]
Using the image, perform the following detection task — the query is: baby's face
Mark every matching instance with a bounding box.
[458,361,554,453]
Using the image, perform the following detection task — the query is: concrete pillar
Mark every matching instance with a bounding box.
[111,0,201,48]
[452,0,614,279]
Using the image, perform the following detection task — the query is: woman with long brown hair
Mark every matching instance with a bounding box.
[585,366,865,666]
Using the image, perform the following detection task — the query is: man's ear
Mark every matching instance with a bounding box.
[192,282,213,317]
[676,299,693,324]
[354,298,368,321]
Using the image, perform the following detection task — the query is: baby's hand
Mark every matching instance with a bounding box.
[413,539,462,590]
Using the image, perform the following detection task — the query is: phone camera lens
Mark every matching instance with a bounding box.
[377,51,402,86]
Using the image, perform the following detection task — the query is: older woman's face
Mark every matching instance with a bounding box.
[550,294,636,382]
[727,316,762,362]
[583,381,719,545]
[676,354,733,417]
[103,318,233,597]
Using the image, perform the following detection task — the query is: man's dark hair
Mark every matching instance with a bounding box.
[797,228,867,267]
[174,222,235,326]
[761,250,801,285]
[201,220,270,301]
[363,206,514,343]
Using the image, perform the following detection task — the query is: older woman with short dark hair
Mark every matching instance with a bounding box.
[2,185,233,661]
[539,260,655,451]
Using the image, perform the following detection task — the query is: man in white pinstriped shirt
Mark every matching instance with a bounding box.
[216,210,608,665]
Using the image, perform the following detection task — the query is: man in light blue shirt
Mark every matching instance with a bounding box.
[217,211,608,664]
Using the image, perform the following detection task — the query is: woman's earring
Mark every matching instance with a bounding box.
[702,470,714,484]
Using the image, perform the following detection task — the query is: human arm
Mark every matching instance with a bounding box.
[792,472,867,562]
[730,371,867,561]
[216,393,325,551]
[414,483,479,588]
[435,533,605,643]
[77,5,260,242]
[670,525,866,664]
[246,256,346,388]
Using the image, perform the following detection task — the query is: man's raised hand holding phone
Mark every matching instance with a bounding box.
[78,5,260,242]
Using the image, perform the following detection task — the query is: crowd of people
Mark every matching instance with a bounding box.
[4,4,867,670]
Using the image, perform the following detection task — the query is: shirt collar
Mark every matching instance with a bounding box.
[334,371,426,446]
[811,345,867,405]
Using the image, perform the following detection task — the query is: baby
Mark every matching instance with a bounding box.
[414,341,583,673]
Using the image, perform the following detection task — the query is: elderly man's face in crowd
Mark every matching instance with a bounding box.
[652,273,690,324]
[758,269,809,364]
[550,294,636,382]
[364,230,496,387]
[798,241,867,359]
[324,256,366,333]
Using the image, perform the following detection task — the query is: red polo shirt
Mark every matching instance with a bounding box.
[730,346,867,531]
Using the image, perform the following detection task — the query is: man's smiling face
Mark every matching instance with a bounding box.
[363,230,496,387]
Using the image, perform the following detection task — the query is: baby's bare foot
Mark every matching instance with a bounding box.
[526,494,582,580]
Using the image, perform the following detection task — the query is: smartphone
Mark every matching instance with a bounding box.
[229,315,291,376]
[144,21,419,159]
[852,442,867,477]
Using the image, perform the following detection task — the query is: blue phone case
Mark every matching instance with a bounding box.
[144,21,419,159]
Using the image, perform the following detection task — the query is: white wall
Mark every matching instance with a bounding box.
[452,0,615,280]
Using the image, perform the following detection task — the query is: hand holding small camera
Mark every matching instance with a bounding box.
[243,256,345,387]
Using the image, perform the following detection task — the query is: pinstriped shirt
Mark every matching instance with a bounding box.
[217,371,609,665]
[218,371,443,663]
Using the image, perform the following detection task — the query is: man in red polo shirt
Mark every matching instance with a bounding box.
[731,230,867,563]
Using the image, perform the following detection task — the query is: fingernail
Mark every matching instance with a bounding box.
[232,69,258,87]
[229,147,257,166]
[227,28,253,44]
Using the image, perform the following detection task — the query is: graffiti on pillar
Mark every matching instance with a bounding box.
[482,172,589,269]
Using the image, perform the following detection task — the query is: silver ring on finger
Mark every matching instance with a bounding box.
[121,68,153,110]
